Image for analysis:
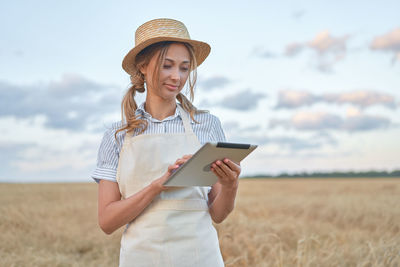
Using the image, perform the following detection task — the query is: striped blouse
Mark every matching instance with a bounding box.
[91,102,226,183]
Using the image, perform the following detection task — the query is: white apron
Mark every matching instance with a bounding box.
[116,104,224,267]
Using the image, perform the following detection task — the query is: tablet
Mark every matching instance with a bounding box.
[163,142,257,187]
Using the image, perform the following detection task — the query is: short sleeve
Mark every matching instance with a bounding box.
[209,115,226,142]
[91,127,122,184]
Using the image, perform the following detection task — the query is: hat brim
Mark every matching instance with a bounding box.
[122,37,211,76]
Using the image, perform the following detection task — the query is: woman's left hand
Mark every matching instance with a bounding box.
[211,158,241,189]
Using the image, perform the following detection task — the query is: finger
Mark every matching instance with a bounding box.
[175,157,187,164]
[223,158,241,174]
[217,160,235,177]
[220,163,239,181]
[212,162,228,178]
[175,154,192,164]
[174,159,184,165]
[175,158,190,166]
[217,160,237,179]
[167,164,180,173]
[211,166,224,180]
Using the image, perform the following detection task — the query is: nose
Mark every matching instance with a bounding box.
[170,67,180,82]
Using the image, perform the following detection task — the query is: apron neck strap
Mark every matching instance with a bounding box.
[176,104,194,134]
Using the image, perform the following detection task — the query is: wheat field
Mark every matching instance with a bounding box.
[0,179,399,267]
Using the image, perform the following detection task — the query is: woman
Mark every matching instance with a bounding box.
[92,18,241,266]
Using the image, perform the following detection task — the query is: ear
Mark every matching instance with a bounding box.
[139,64,147,76]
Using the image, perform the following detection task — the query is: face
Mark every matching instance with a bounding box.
[141,43,191,102]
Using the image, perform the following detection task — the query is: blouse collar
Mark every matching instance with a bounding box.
[136,102,194,124]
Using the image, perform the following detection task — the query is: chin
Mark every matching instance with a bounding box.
[163,90,182,99]
[160,93,179,102]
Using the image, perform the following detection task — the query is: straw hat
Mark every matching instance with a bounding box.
[122,18,211,75]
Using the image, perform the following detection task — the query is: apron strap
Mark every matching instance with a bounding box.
[177,104,194,134]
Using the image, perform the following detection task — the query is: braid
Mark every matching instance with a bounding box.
[115,83,147,142]
[130,71,146,93]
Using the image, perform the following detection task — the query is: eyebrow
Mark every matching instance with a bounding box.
[165,58,190,64]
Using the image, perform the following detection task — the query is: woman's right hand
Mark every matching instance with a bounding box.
[150,163,180,192]
[150,154,193,193]
[98,154,193,234]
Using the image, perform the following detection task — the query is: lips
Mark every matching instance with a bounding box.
[164,84,179,90]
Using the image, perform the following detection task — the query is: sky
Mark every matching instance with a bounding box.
[1,0,399,182]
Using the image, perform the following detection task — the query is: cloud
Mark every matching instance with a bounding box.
[343,114,390,131]
[308,31,349,55]
[0,113,103,182]
[270,110,390,132]
[223,121,261,139]
[0,74,121,131]
[252,47,277,58]
[0,142,33,179]
[311,131,338,146]
[370,28,400,64]
[275,89,397,109]
[198,76,231,91]
[276,90,316,108]
[309,31,349,72]
[323,91,397,108]
[285,42,305,57]
[292,111,343,130]
[223,121,240,132]
[223,119,337,152]
[271,111,342,130]
[215,90,266,110]
[262,135,328,150]
[11,143,95,173]
[0,146,96,182]
[283,30,350,72]
[242,125,261,132]
[227,130,337,151]
[256,30,349,72]
[292,10,306,20]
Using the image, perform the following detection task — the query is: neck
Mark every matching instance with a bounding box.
[145,95,177,121]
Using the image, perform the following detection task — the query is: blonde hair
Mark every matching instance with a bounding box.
[115,41,200,140]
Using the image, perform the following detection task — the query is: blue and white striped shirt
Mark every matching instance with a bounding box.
[91,102,226,183]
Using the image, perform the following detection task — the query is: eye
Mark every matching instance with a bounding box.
[163,65,172,69]
[181,67,189,72]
